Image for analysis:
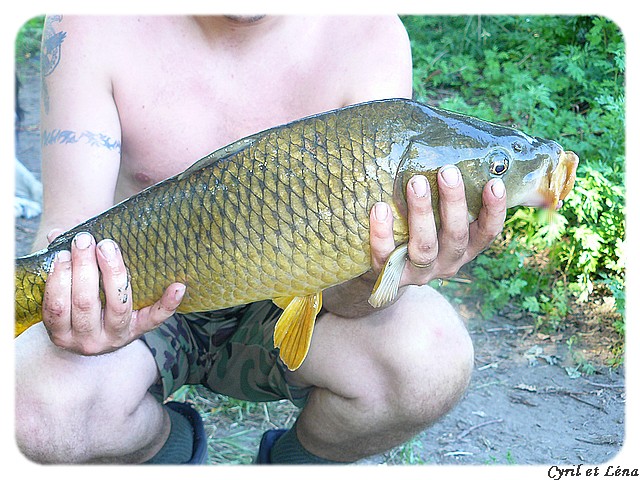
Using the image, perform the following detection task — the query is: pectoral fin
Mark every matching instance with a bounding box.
[368,243,408,308]
[273,292,323,371]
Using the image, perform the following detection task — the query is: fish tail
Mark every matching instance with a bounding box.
[15,253,52,336]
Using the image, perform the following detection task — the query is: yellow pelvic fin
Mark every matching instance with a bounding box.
[273,292,323,371]
[273,296,296,310]
[368,243,408,308]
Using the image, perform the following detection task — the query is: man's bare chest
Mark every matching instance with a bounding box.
[108,21,344,198]
[114,76,340,198]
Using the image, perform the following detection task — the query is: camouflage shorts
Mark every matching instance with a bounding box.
[140,300,312,408]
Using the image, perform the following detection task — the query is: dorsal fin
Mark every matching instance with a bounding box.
[175,132,262,181]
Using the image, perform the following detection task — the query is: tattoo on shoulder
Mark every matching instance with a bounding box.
[42,129,122,153]
[41,15,66,114]
[42,16,66,77]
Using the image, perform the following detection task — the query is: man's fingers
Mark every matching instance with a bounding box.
[39,232,185,354]
[467,178,507,257]
[130,283,186,335]
[405,175,438,270]
[435,166,470,275]
[69,232,102,336]
[46,228,65,244]
[369,202,396,273]
[42,249,73,340]
[366,170,507,291]
[96,239,133,337]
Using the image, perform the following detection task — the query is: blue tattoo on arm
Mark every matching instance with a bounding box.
[42,129,122,153]
[42,16,66,77]
[41,15,66,115]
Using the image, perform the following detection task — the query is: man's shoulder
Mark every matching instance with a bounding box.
[317,16,412,102]
[325,15,409,45]
[319,15,410,69]
[45,15,162,55]
[46,15,136,38]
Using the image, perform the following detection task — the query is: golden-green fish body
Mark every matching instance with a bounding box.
[15,98,578,369]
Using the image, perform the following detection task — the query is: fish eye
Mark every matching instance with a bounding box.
[488,151,510,176]
[491,160,509,175]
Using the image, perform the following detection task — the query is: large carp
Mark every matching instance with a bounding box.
[15,98,578,370]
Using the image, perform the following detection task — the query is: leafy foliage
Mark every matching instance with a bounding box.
[403,16,625,341]
[15,16,45,66]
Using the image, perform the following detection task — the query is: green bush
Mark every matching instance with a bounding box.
[15,16,45,66]
[402,16,625,342]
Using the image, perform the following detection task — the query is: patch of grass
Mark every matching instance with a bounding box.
[383,436,428,464]
[171,385,298,464]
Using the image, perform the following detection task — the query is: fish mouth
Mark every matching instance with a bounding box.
[539,150,579,210]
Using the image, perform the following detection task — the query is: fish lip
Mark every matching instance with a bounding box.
[538,150,580,209]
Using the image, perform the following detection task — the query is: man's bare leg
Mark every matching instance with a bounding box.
[17,285,473,464]
[15,323,168,463]
[283,285,474,462]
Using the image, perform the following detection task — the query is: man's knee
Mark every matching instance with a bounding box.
[379,286,474,425]
[15,392,86,462]
[15,324,160,462]
[15,330,94,461]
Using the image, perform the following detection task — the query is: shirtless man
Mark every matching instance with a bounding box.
[15,15,507,464]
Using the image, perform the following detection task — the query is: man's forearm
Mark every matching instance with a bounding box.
[321,270,406,319]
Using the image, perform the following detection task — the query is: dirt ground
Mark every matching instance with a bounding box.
[15,61,626,468]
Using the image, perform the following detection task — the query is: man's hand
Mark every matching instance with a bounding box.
[42,230,186,355]
[369,165,507,287]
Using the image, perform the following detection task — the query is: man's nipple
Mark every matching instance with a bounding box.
[134,171,153,187]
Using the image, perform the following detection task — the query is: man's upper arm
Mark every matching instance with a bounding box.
[36,15,122,250]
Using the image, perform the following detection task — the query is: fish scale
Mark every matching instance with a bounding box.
[15,98,578,370]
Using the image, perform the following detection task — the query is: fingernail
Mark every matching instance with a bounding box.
[47,229,62,243]
[174,284,186,302]
[55,250,71,263]
[74,232,93,249]
[98,239,117,262]
[373,202,389,221]
[491,178,506,199]
[49,250,69,273]
[440,165,461,187]
[410,175,428,197]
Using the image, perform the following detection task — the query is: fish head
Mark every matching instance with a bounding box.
[393,105,579,222]
[462,136,579,220]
